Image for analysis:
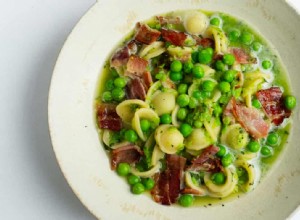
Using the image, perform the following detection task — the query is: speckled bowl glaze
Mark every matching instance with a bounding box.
[48,0,300,219]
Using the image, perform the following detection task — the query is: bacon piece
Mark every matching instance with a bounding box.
[181,188,203,195]
[156,16,181,25]
[97,104,122,131]
[111,143,143,170]
[110,41,138,68]
[126,77,147,100]
[230,48,256,64]
[126,55,148,75]
[223,98,236,124]
[161,29,187,46]
[135,23,161,45]
[193,36,215,48]
[142,71,153,89]
[256,87,291,125]
[151,155,186,205]
[187,145,223,172]
[232,99,270,139]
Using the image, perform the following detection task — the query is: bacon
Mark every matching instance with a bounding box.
[223,98,236,124]
[97,104,122,131]
[111,143,143,170]
[187,145,223,172]
[232,99,270,139]
[230,48,256,64]
[256,87,291,125]
[110,41,138,68]
[126,77,147,100]
[181,188,203,195]
[151,155,186,205]
[156,16,181,25]
[126,55,148,75]
[161,29,187,46]
[193,36,215,48]
[135,23,161,45]
[142,71,153,89]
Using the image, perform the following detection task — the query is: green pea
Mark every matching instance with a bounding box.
[178,83,188,94]
[262,60,272,70]
[105,79,115,91]
[228,29,240,42]
[178,194,194,207]
[210,17,220,26]
[222,70,237,83]
[201,91,211,99]
[240,32,253,45]
[160,114,172,124]
[217,145,226,157]
[183,60,194,73]
[189,97,198,109]
[211,172,226,185]
[180,123,193,137]
[170,71,183,82]
[261,146,272,157]
[117,163,130,176]
[177,94,190,107]
[223,54,235,66]
[131,182,145,194]
[127,174,140,185]
[247,141,260,152]
[112,88,125,101]
[198,48,213,64]
[252,41,262,52]
[192,64,205,79]
[124,129,138,142]
[222,154,233,167]
[114,77,127,88]
[193,120,203,128]
[252,99,262,109]
[192,90,202,100]
[218,81,231,93]
[191,51,199,63]
[102,91,112,102]
[266,132,279,146]
[215,60,226,71]
[140,119,151,132]
[213,105,223,116]
[170,60,183,72]
[284,95,296,110]
[202,80,216,92]
[142,178,155,190]
[177,108,188,120]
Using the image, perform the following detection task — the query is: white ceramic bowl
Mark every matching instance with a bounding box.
[48,0,300,219]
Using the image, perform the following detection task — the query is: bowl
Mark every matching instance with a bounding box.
[48,0,300,219]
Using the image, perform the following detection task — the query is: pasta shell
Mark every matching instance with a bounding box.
[185,172,207,196]
[221,124,249,150]
[151,145,165,167]
[204,117,221,143]
[235,160,257,192]
[183,11,209,35]
[116,99,149,124]
[131,162,161,178]
[151,91,176,116]
[184,128,212,150]
[204,26,228,55]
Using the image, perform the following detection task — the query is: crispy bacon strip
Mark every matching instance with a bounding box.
[110,41,137,68]
[135,23,161,45]
[256,87,291,125]
[97,104,122,131]
[126,55,148,75]
[156,16,181,25]
[230,48,256,64]
[161,29,187,46]
[111,143,143,170]
[223,98,236,124]
[193,36,215,48]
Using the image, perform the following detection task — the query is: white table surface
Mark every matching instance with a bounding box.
[0,1,299,219]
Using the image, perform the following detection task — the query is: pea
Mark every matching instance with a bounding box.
[202,80,216,92]
[170,71,183,82]
[178,83,188,94]
[240,32,253,45]
[218,81,231,93]
[201,91,211,99]
[192,90,202,100]
[215,60,226,71]
[127,174,140,185]
[210,17,220,26]
[112,88,125,101]
[222,154,233,167]
[211,172,226,185]
[131,182,145,194]
[140,119,151,132]
[213,105,223,116]
[262,60,272,70]
[183,60,194,73]
[193,120,203,128]
[160,114,172,124]
[170,60,182,72]
[114,77,127,88]
[252,41,262,52]
[178,194,194,207]
[105,79,115,91]
[117,163,130,176]
[261,146,272,157]
[217,145,226,157]
[247,141,260,152]
[180,123,193,137]
[142,178,155,190]
[266,132,279,146]
[192,64,205,79]
[102,91,112,102]
[191,51,199,63]
[284,95,296,110]
[228,29,240,42]
[252,99,262,109]
[222,70,237,83]
[124,129,138,142]
[189,97,198,109]
[177,108,188,120]
[177,94,190,107]
[223,54,235,66]
[198,48,213,64]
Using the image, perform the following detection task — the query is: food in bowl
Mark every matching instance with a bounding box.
[94,9,296,207]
